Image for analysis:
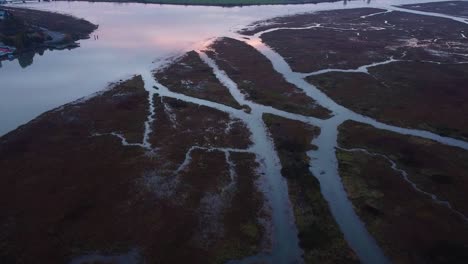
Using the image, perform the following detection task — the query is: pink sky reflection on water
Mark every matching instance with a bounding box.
[0,0,442,135]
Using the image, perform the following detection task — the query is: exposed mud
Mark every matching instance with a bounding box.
[239,8,382,35]
[338,120,468,218]
[249,8,468,72]
[0,76,267,264]
[337,121,468,263]
[0,76,153,263]
[263,114,358,263]
[3,2,468,264]
[206,37,331,118]
[308,61,468,140]
[155,51,243,109]
[402,1,468,18]
[236,5,468,263]
[148,95,252,171]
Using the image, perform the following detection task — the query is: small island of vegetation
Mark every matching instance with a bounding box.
[0,6,97,64]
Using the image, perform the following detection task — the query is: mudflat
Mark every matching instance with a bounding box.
[259,9,467,72]
[402,1,468,18]
[207,37,331,118]
[308,61,468,140]
[337,120,468,263]
[155,51,243,110]
[0,76,267,263]
[263,114,358,263]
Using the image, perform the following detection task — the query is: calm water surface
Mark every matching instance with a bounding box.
[0,0,440,135]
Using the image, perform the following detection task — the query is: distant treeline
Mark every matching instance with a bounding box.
[67,0,332,6]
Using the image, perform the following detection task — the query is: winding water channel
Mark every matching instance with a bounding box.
[2,0,468,263]
[0,0,456,136]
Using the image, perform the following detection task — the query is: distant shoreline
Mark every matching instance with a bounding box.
[17,0,339,8]
[0,6,97,64]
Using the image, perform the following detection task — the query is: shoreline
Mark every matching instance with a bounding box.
[0,6,97,64]
[5,0,340,8]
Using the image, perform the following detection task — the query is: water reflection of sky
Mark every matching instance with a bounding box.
[0,0,444,135]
